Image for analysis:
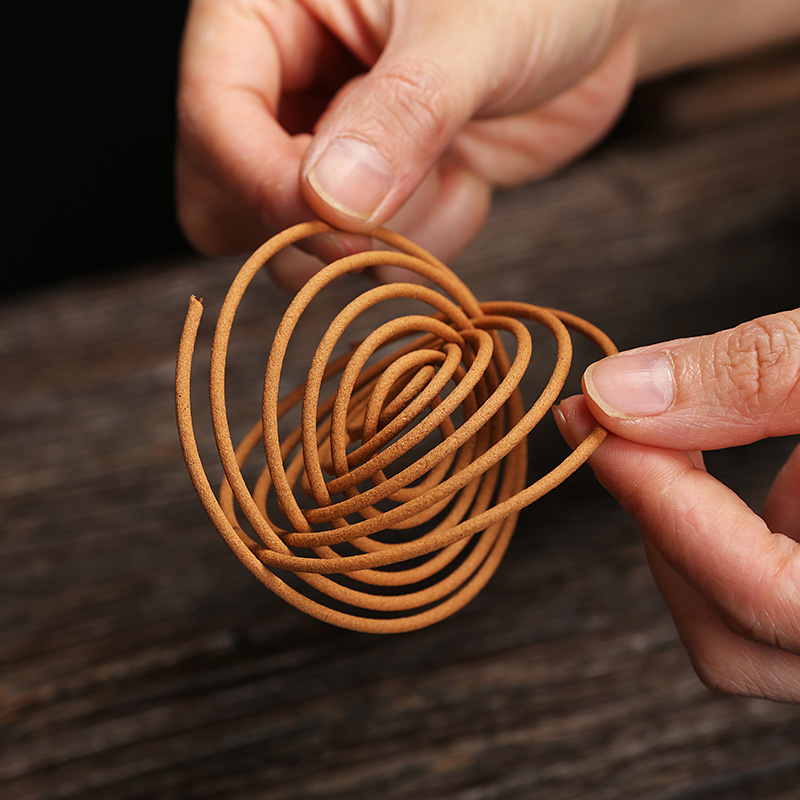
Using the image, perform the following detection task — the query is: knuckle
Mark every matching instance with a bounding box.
[756,541,800,653]
[175,84,218,165]
[685,620,767,699]
[717,535,800,654]
[368,66,453,145]
[175,93,197,149]
[690,649,753,698]
[713,315,800,420]
[174,164,233,257]
[176,200,218,255]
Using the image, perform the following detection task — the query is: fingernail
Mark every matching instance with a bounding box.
[307,137,393,220]
[584,352,676,418]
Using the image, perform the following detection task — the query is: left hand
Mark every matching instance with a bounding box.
[175,0,640,287]
[555,309,800,702]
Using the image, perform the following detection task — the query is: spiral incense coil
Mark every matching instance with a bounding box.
[176,221,617,633]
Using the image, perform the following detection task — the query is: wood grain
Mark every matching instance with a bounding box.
[2,51,800,799]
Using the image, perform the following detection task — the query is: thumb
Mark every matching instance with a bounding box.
[581,310,800,450]
[300,1,636,231]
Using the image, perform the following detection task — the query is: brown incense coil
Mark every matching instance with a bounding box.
[176,220,617,633]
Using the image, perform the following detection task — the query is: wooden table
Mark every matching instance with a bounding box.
[2,50,800,799]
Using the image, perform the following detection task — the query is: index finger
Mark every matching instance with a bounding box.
[556,396,800,656]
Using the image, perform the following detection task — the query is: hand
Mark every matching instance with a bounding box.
[555,310,800,702]
[176,0,640,287]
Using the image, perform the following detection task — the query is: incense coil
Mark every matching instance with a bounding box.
[176,221,617,633]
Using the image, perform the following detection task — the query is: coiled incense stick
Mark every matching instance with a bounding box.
[176,221,616,633]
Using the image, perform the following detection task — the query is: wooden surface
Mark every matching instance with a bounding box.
[2,50,800,798]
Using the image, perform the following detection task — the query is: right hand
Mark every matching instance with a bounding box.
[556,310,800,701]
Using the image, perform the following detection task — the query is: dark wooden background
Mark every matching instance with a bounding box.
[2,47,800,799]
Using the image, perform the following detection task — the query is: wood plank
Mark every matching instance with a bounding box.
[2,52,799,799]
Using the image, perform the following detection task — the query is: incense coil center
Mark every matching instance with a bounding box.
[176,221,617,632]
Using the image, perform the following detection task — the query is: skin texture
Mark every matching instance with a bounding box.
[555,311,800,702]
[176,0,800,284]
[176,0,800,699]
[176,0,640,285]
